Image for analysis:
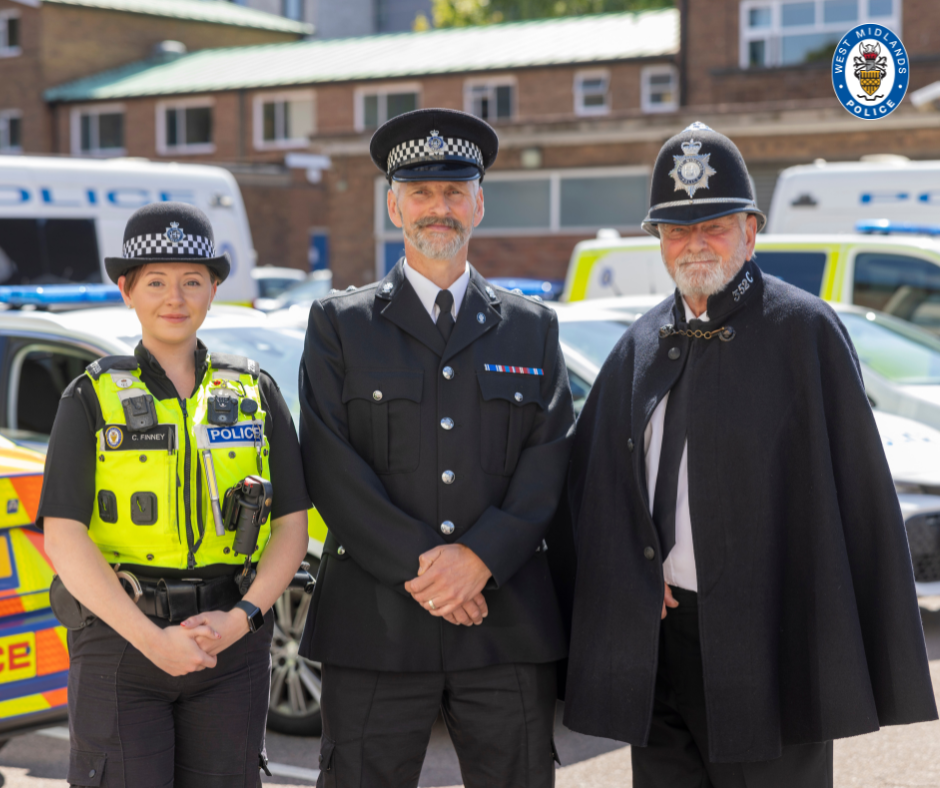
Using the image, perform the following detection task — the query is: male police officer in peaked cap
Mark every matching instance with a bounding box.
[298,108,574,786]
[563,122,937,787]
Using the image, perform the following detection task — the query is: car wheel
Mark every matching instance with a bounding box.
[267,555,322,737]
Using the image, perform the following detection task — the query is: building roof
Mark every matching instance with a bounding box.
[43,0,313,35]
[44,9,678,102]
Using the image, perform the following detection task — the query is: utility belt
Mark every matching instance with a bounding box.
[50,564,315,630]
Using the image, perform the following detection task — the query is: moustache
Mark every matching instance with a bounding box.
[414,216,465,233]
[676,253,721,266]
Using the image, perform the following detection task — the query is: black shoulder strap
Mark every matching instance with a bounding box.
[210,353,261,380]
[85,355,138,380]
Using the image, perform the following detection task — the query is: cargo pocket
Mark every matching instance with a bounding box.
[317,735,361,788]
[342,369,423,474]
[68,750,106,787]
[477,373,545,475]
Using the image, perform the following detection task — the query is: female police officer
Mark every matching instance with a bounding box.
[38,202,310,788]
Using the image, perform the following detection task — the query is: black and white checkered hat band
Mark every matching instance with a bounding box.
[122,233,215,259]
[387,136,484,174]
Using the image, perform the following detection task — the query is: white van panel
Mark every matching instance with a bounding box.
[0,157,256,303]
[767,161,940,235]
[577,247,673,300]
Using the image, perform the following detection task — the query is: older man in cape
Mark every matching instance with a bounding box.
[563,122,937,787]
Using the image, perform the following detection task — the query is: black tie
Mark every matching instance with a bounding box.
[435,290,455,342]
[652,354,692,559]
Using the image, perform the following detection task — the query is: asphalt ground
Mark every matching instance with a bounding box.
[1,601,938,788]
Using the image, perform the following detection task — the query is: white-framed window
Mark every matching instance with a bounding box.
[464,78,515,122]
[641,65,679,113]
[574,70,611,116]
[0,11,20,57]
[70,104,125,156]
[156,98,214,155]
[253,90,315,150]
[0,110,22,153]
[373,166,650,276]
[740,0,901,68]
[355,83,420,132]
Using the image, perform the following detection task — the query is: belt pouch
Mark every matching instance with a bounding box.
[158,579,199,622]
[50,575,96,630]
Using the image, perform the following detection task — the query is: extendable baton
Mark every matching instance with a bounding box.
[202,449,226,536]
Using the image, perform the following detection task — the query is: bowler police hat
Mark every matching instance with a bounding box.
[370,108,499,184]
[642,122,766,237]
[104,202,231,284]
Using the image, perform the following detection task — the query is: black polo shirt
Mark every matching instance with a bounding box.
[37,340,310,577]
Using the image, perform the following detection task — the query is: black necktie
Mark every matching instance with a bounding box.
[435,289,455,342]
[652,354,692,559]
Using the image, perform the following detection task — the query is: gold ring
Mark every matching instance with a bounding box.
[429,599,436,610]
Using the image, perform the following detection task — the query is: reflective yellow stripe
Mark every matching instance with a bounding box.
[567,249,618,302]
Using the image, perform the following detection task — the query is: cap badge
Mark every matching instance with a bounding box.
[426,130,446,158]
[669,139,716,198]
[165,222,185,243]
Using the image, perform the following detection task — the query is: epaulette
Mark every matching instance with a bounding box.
[86,355,138,380]
[210,353,260,380]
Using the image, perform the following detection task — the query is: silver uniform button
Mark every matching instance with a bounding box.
[440,521,455,535]
[373,390,383,401]
[514,392,523,403]
[442,366,455,380]
[668,347,681,361]
[441,418,454,430]
[442,470,455,484]
[476,312,486,324]
[337,546,346,556]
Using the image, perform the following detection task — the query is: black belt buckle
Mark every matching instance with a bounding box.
[158,579,199,622]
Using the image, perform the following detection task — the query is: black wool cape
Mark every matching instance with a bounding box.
[563,260,937,763]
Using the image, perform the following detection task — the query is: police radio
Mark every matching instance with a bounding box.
[221,475,273,592]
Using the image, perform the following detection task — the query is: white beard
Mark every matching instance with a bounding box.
[670,235,748,299]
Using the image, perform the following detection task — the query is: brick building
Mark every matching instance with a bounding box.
[0,0,309,155]
[13,1,940,288]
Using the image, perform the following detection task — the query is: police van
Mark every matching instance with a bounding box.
[0,157,256,303]
[561,231,940,334]
[766,157,940,234]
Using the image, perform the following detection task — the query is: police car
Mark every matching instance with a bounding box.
[552,299,940,597]
[0,291,325,737]
[562,230,940,335]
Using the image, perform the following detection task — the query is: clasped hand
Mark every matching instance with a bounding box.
[404,544,492,627]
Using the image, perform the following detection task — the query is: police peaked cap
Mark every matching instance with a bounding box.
[642,122,766,237]
[104,202,231,284]
[370,108,499,183]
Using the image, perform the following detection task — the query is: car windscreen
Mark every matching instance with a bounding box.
[120,326,306,423]
[277,277,333,308]
[839,312,940,385]
[558,319,633,368]
[755,251,827,295]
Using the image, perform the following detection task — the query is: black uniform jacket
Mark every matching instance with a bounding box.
[298,261,575,672]
[564,260,937,763]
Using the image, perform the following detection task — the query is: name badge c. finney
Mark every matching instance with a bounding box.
[195,423,263,451]
[102,424,177,451]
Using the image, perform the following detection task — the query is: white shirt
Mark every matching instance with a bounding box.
[402,260,471,323]
[643,298,708,592]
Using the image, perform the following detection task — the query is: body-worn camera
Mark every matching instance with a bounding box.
[222,475,273,556]
[208,392,239,425]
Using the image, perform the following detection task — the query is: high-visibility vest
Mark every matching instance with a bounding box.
[84,354,272,570]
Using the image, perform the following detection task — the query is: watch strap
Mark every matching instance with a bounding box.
[234,600,264,633]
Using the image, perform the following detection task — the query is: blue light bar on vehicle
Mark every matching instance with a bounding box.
[0,284,123,307]
[856,220,940,237]
[488,278,564,301]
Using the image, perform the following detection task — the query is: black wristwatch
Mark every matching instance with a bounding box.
[234,600,265,633]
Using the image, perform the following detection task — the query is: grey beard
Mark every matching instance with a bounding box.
[404,217,472,261]
[672,240,747,299]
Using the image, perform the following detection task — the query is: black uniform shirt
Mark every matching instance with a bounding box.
[37,340,310,577]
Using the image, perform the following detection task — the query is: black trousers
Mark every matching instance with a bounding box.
[632,588,833,788]
[317,661,557,788]
[66,613,273,788]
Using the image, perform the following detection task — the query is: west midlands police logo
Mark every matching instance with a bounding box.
[105,426,123,449]
[833,24,908,119]
[668,138,716,198]
[165,222,185,243]
[426,130,446,158]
